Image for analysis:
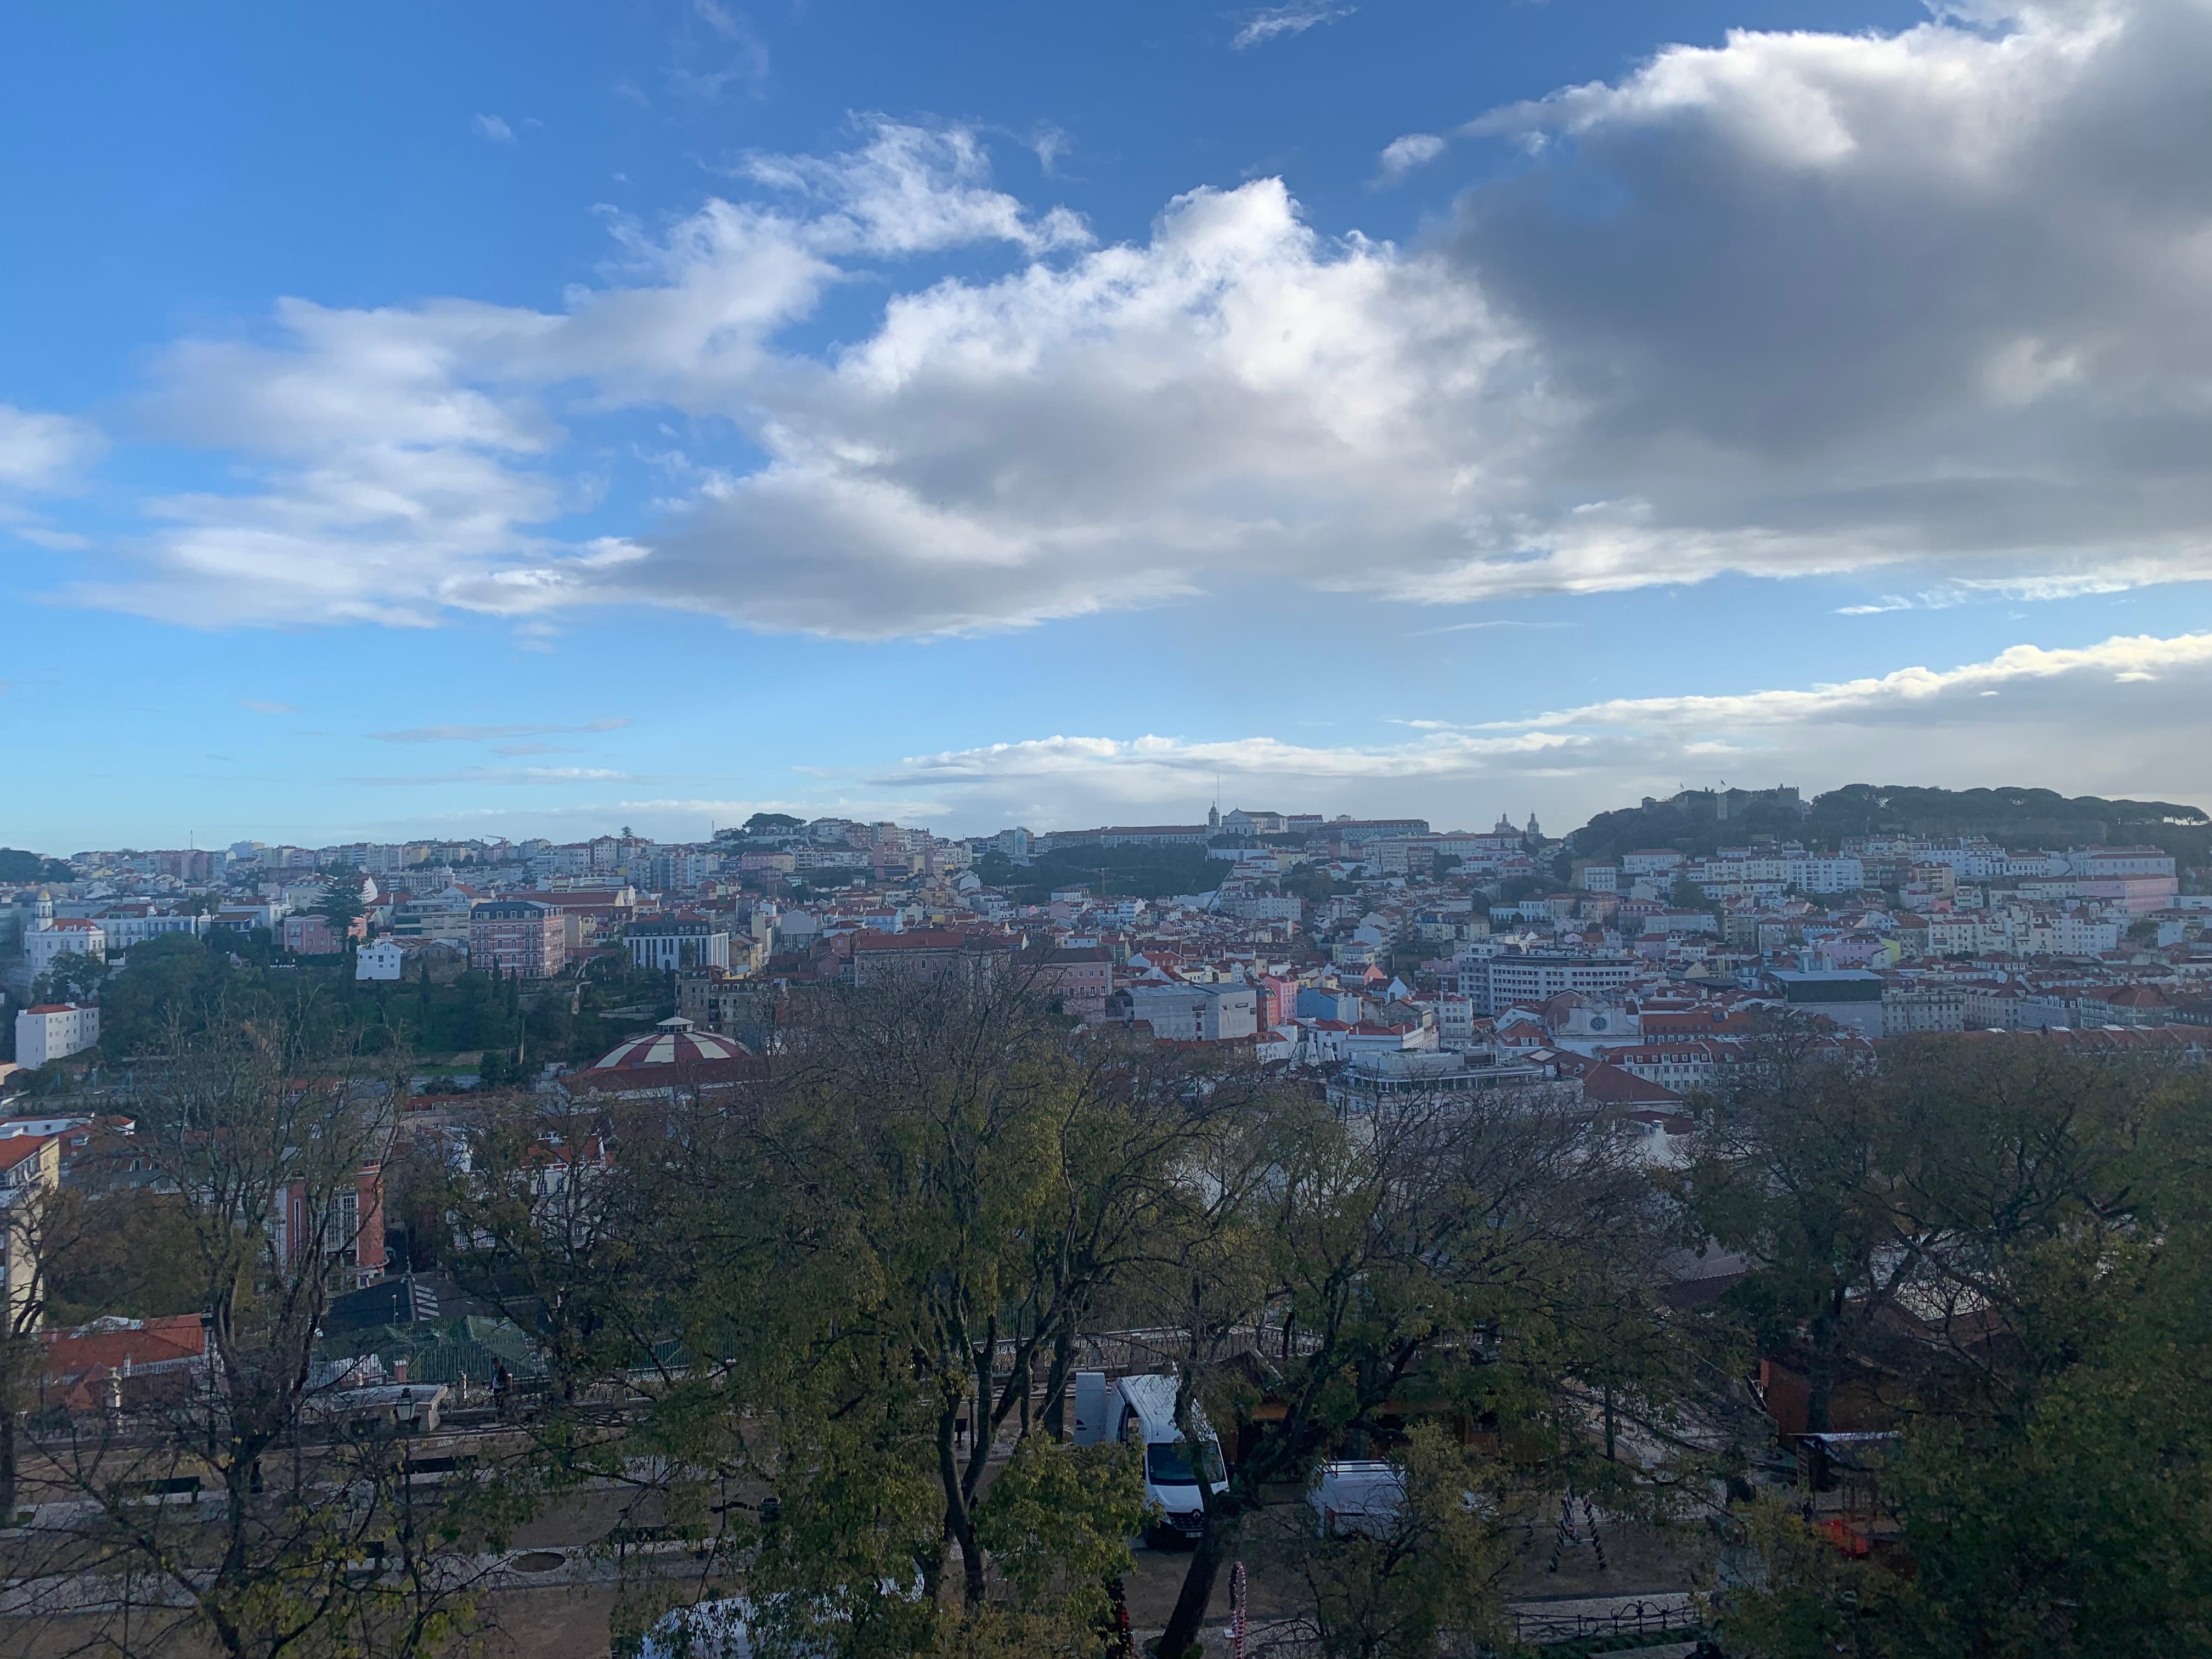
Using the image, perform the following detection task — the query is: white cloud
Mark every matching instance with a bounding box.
[0,404,103,493]
[473,112,516,144]
[241,698,302,714]
[1499,631,2212,732]
[11,527,89,550]
[1374,132,1447,183]
[55,2,2212,637]
[0,405,104,551]
[669,0,769,99]
[865,630,2212,831]
[733,119,1091,256]
[1232,3,1355,50]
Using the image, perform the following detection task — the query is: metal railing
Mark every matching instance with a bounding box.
[1511,1596,1700,1646]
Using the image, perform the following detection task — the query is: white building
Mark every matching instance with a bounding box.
[625,922,732,973]
[0,1133,61,1327]
[355,938,407,981]
[1481,955,1640,1016]
[92,909,211,951]
[1433,993,1478,1046]
[2055,912,2123,955]
[15,1002,100,1069]
[1222,894,1304,923]
[1323,1048,1560,1116]
[0,1112,95,1139]
[1641,909,1719,937]
[1785,856,1866,895]
[2066,848,2176,878]
[24,919,106,975]
[1121,982,1260,1042]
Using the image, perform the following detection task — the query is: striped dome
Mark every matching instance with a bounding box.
[593,1017,745,1070]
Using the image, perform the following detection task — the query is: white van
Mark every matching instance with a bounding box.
[1072,1371,1228,1548]
[1307,1460,1407,1538]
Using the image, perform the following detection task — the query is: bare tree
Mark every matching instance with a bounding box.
[6,1014,518,1659]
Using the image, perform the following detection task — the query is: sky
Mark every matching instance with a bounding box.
[6,0,2212,852]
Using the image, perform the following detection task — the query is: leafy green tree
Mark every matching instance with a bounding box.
[1259,1424,1519,1659]
[30,949,107,1007]
[1713,1045,2212,1659]
[1679,1026,1914,1436]
[42,1188,211,1325]
[1151,1086,1680,1659]
[450,973,1232,1655]
[0,849,74,882]
[758,971,1232,1620]
[315,876,367,951]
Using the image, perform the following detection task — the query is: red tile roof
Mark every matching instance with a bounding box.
[43,1314,206,1383]
[1577,1064,1688,1106]
[0,1136,55,1174]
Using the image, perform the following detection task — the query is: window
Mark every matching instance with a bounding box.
[1145,1440,1224,1486]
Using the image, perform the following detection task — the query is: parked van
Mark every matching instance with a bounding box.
[1071,1371,1228,1547]
[1306,1458,1492,1539]
[1307,1460,1407,1538]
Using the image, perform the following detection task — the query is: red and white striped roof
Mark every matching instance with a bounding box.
[591,1017,746,1071]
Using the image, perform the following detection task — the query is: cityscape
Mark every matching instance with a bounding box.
[3,778,2208,1654]
[10,783,2212,1088]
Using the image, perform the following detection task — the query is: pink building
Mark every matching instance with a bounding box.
[1034,946,1113,1017]
[282,912,366,955]
[470,900,567,978]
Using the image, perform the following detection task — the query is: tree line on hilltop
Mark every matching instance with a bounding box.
[1568,782,2212,868]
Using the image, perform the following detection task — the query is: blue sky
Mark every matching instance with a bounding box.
[7,0,2212,851]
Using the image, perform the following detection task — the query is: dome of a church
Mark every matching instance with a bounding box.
[592,1016,745,1070]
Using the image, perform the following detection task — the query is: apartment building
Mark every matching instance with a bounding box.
[469,900,567,978]
[1480,954,1640,1016]
[14,1003,99,1068]
[1118,980,1260,1042]
[625,919,732,973]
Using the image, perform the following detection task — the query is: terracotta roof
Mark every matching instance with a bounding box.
[1577,1064,1688,1105]
[43,1314,206,1383]
[0,1136,55,1174]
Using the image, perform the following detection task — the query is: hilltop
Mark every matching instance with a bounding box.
[1566,783,2212,867]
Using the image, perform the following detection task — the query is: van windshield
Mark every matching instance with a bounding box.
[1146,1441,1224,1486]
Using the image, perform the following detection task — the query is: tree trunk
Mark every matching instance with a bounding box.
[936,1398,988,1615]
[1043,1322,1074,1440]
[1156,1508,1231,1659]
[1806,1311,1839,1436]
[0,1403,16,1523]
